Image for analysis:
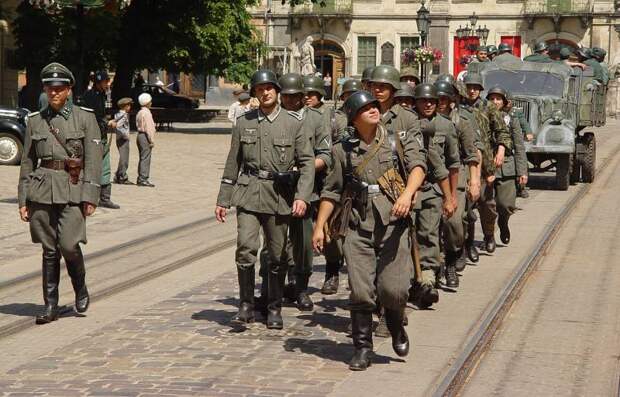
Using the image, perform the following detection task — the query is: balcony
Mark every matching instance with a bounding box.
[523,0,593,15]
[290,0,353,16]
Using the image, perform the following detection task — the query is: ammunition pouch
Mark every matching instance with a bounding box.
[273,170,300,188]
[64,157,83,185]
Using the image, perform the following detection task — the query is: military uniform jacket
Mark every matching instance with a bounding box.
[469,99,513,178]
[216,107,315,215]
[18,103,103,207]
[523,53,553,63]
[493,52,522,67]
[499,110,528,178]
[300,106,332,200]
[80,88,108,141]
[322,124,427,232]
[384,104,449,183]
[584,59,608,85]
[450,108,481,189]
[513,108,532,135]
[429,114,461,177]
[326,107,348,144]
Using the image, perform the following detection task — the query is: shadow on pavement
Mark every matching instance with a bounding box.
[284,337,403,365]
[296,312,350,335]
[0,303,45,317]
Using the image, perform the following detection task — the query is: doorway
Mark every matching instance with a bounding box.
[313,39,345,100]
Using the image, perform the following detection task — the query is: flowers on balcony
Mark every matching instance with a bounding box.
[402,46,444,65]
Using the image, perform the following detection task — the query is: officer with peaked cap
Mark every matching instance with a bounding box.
[215,69,315,330]
[81,70,119,209]
[18,62,103,324]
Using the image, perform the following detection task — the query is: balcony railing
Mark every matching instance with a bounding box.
[523,0,593,14]
[290,0,353,15]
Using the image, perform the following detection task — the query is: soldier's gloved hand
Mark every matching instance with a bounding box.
[215,206,228,223]
[312,227,325,253]
[292,199,307,218]
[82,202,97,217]
[19,206,29,222]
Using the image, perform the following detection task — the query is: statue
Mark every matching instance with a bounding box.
[300,36,317,76]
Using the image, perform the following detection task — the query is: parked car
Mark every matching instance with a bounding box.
[0,106,28,166]
[482,61,604,190]
[133,84,199,109]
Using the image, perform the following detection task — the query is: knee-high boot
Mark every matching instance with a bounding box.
[231,265,255,324]
[349,310,373,370]
[36,250,61,324]
[65,248,89,313]
[266,269,286,329]
[384,308,409,357]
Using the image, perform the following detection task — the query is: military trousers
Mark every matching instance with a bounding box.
[236,209,290,277]
[478,177,516,236]
[137,133,152,183]
[29,202,86,260]
[115,136,130,181]
[414,187,443,273]
[289,207,314,277]
[344,219,412,312]
[101,145,112,186]
[443,187,467,253]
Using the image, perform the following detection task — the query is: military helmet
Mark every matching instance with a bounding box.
[486,85,509,104]
[559,47,573,60]
[369,65,401,90]
[576,47,591,59]
[343,90,380,124]
[591,47,607,60]
[463,73,484,89]
[340,79,362,98]
[414,83,439,100]
[250,69,280,96]
[303,75,326,97]
[434,81,456,98]
[278,73,304,95]
[40,62,75,86]
[487,45,498,55]
[534,41,549,53]
[477,46,488,53]
[400,67,421,83]
[361,66,375,82]
[435,73,456,86]
[498,43,512,53]
[394,83,415,99]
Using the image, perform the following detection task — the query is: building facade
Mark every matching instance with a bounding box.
[250,0,619,84]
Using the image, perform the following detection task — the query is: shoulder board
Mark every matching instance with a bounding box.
[28,111,40,117]
[287,109,304,121]
[78,106,94,112]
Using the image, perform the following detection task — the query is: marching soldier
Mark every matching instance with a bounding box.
[361,66,375,91]
[312,90,428,370]
[215,69,315,330]
[394,83,415,110]
[487,45,498,61]
[18,63,102,324]
[400,67,421,88]
[463,74,512,253]
[483,86,527,246]
[434,79,481,286]
[523,42,553,63]
[81,71,119,209]
[505,98,533,198]
[467,46,491,74]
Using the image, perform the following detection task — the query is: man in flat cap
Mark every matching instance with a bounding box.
[81,70,119,209]
[113,97,133,184]
[18,62,103,324]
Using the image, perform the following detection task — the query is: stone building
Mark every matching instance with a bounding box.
[250,0,620,86]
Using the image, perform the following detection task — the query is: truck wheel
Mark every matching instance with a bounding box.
[581,133,596,183]
[0,133,23,166]
[556,154,571,191]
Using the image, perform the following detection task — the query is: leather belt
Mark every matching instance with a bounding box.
[40,159,65,171]
[244,167,274,180]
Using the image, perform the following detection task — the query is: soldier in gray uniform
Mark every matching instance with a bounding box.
[591,47,610,85]
[493,43,522,67]
[487,45,498,61]
[435,79,480,287]
[215,70,315,330]
[313,90,427,370]
[467,46,491,74]
[394,83,415,110]
[484,86,527,246]
[576,48,608,85]
[18,63,103,324]
[361,66,375,91]
[523,42,553,63]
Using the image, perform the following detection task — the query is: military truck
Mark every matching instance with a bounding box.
[481,61,605,190]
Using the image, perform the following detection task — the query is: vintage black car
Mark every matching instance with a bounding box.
[133,84,199,109]
[0,106,28,166]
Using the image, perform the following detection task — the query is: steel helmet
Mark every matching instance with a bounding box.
[343,90,380,124]
[369,65,401,90]
[534,41,549,53]
[361,66,375,82]
[278,73,304,95]
[576,47,591,60]
[463,73,484,89]
[435,73,456,86]
[250,69,280,96]
[414,83,439,100]
[340,79,362,98]
[591,47,606,60]
[498,43,512,53]
[434,81,456,98]
[394,83,415,99]
[487,45,498,55]
[486,85,509,104]
[303,75,326,97]
[559,47,573,60]
[400,67,421,84]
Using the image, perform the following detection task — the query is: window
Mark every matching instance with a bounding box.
[400,36,421,76]
[357,37,377,74]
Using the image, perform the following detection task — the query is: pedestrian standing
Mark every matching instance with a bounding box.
[135,93,156,187]
[18,62,102,324]
[323,73,332,100]
[113,98,133,184]
[227,92,251,126]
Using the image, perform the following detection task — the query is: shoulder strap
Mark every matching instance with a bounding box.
[44,116,75,157]
[353,126,385,176]
[386,128,408,180]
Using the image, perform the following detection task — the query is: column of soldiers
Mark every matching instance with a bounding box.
[214,53,536,370]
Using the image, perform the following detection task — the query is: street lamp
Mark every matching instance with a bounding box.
[476,25,490,45]
[416,3,431,82]
[469,12,478,28]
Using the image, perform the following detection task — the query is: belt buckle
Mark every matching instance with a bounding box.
[367,184,380,194]
[258,170,270,179]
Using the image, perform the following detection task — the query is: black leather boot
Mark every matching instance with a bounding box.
[295,274,313,312]
[484,234,496,253]
[266,270,285,329]
[455,248,467,272]
[66,249,90,313]
[466,222,479,263]
[321,260,341,295]
[444,251,459,288]
[36,251,60,325]
[498,215,511,245]
[283,265,297,303]
[349,310,373,371]
[384,308,409,357]
[231,266,255,324]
